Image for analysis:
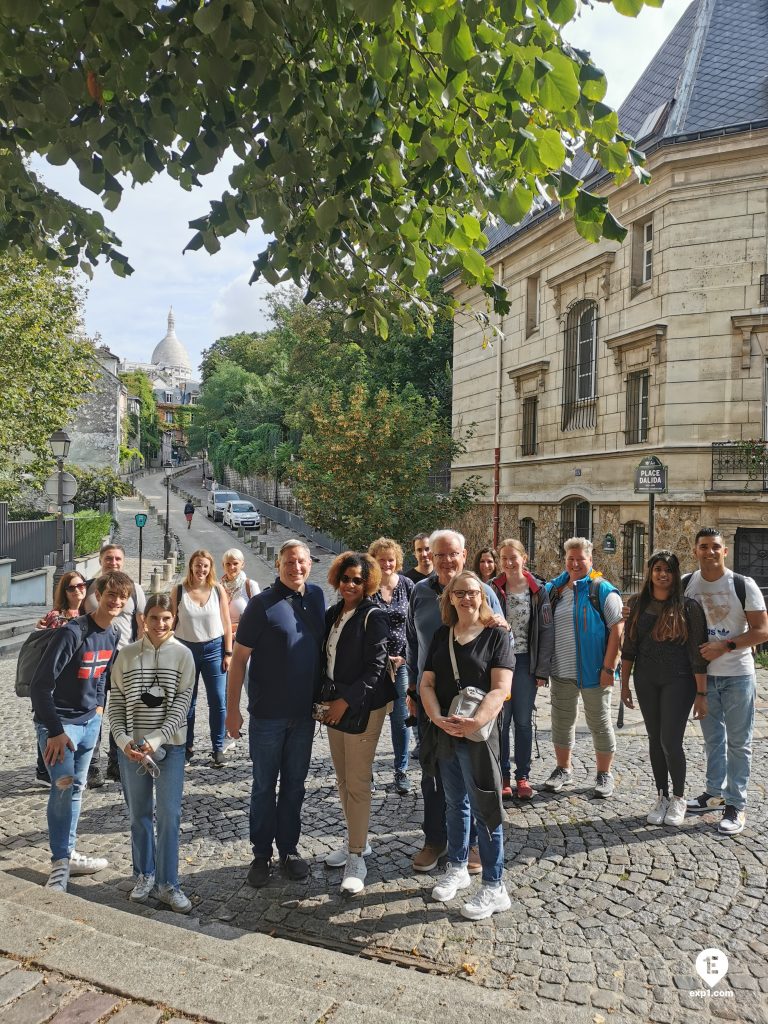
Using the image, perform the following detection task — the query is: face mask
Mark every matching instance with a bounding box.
[140,677,165,709]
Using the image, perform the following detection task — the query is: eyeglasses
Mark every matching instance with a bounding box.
[340,575,364,586]
[452,589,481,599]
[66,582,86,592]
[433,552,462,561]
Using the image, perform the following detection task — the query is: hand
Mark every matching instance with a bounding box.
[44,733,74,766]
[389,655,405,669]
[123,743,145,763]
[535,677,549,688]
[444,714,481,738]
[599,669,616,689]
[323,697,349,725]
[222,654,232,672]
[621,602,631,621]
[699,640,729,662]
[489,613,508,630]
[693,695,708,720]
[620,685,635,709]
[226,707,243,740]
[406,694,417,718]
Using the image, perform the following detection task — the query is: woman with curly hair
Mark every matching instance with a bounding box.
[320,552,394,895]
[620,550,709,827]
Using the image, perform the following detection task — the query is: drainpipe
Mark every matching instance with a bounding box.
[492,260,506,548]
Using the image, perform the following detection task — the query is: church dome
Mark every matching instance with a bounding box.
[151,308,192,373]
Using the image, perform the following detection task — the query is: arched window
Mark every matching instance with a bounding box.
[520,517,536,569]
[560,498,591,549]
[622,521,646,593]
[562,299,598,430]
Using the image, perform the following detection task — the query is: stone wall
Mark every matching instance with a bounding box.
[67,366,122,469]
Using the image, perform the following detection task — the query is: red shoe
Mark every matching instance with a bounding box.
[516,779,534,800]
[501,777,513,800]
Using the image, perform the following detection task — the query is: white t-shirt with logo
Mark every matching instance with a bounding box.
[685,569,765,675]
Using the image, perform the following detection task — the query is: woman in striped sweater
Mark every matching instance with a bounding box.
[109,593,195,913]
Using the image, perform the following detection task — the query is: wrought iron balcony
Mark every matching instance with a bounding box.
[711,441,768,491]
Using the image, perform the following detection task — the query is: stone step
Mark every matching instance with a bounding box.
[0,618,40,660]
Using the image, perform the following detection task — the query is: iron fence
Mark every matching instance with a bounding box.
[0,502,74,573]
[711,441,768,491]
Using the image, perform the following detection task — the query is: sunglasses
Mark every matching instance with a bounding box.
[66,582,86,592]
[340,575,364,586]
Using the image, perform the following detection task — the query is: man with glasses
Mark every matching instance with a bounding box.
[406,529,503,872]
[82,543,146,786]
[226,540,325,888]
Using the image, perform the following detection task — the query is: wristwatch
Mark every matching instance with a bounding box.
[601,665,614,675]
[726,640,737,652]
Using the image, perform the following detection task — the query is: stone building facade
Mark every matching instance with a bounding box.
[448,0,768,591]
[66,345,126,470]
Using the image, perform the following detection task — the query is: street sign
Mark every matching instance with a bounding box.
[634,455,667,494]
[135,513,148,528]
[603,533,616,554]
[44,471,78,503]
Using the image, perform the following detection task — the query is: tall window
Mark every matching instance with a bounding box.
[560,498,591,549]
[520,518,536,569]
[632,215,654,290]
[522,396,537,456]
[625,369,649,444]
[642,221,653,283]
[622,522,646,592]
[561,300,598,430]
[525,274,540,336]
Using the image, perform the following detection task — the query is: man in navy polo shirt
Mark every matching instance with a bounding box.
[226,539,325,887]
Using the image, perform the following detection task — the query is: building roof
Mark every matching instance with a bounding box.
[151,307,192,373]
[483,0,768,256]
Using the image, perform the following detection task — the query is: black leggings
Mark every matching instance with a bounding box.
[634,671,696,798]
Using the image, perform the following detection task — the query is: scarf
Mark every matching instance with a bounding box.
[221,570,247,600]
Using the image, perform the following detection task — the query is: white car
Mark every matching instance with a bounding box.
[222,500,261,530]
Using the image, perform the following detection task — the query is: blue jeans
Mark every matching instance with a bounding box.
[248,717,315,860]
[181,637,226,754]
[117,744,186,887]
[389,665,411,775]
[500,652,537,780]
[438,742,505,885]
[417,702,477,849]
[36,715,101,862]
[700,674,755,811]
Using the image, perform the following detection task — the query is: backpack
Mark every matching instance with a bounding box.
[15,616,90,699]
[550,576,612,635]
[681,571,747,609]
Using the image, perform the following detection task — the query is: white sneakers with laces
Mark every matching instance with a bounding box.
[431,863,471,902]
[340,854,367,895]
[69,850,109,875]
[325,842,372,868]
[647,791,669,825]
[154,884,192,914]
[45,858,70,893]
[130,873,156,903]
[461,884,511,920]
[664,795,687,827]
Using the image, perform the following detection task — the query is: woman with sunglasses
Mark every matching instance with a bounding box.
[621,550,709,827]
[419,570,514,920]
[32,572,88,784]
[109,593,195,912]
[320,552,393,895]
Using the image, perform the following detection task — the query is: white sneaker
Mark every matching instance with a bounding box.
[340,854,367,895]
[664,795,687,827]
[154,884,192,914]
[325,842,372,868]
[461,884,512,920]
[45,858,70,893]
[646,791,669,825]
[69,850,109,875]
[431,863,472,903]
[129,873,156,903]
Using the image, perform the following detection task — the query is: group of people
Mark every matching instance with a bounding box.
[27,523,765,923]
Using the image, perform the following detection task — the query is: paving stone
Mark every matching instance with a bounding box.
[0,981,72,1024]
[109,1004,165,1024]
[48,992,120,1024]
[0,970,44,1008]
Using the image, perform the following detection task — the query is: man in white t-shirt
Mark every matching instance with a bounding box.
[684,528,768,835]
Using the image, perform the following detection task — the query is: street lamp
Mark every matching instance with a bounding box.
[164,461,172,558]
[48,430,73,583]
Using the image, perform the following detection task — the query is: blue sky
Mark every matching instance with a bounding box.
[36,0,695,378]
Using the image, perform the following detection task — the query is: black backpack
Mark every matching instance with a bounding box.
[15,616,90,699]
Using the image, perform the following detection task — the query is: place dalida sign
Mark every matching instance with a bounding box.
[634,454,668,495]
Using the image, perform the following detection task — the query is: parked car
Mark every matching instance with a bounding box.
[206,489,239,521]
[222,500,260,530]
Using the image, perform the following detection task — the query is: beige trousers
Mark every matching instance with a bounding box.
[327,704,389,854]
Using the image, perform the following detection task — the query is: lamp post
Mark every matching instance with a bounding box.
[48,430,72,583]
[164,461,172,558]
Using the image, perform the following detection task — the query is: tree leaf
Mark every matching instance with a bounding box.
[442,13,475,72]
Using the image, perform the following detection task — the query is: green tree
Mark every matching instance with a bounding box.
[0,0,660,333]
[120,369,161,460]
[0,252,97,492]
[68,465,131,511]
[293,381,483,548]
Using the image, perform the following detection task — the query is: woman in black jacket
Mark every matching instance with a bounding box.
[319,552,393,895]
[491,538,554,800]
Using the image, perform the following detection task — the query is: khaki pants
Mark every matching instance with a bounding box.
[550,676,615,754]
[327,705,389,854]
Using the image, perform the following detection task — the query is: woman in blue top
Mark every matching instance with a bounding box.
[369,537,414,795]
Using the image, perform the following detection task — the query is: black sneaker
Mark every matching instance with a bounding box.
[87,764,106,789]
[105,759,121,782]
[185,748,194,764]
[280,854,310,881]
[211,750,227,768]
[394,771,412,795]
[593,771,615,799]
[247,857,271,888]
[35,767,51,787]
[686,791,724,813]
[543,766,573,792]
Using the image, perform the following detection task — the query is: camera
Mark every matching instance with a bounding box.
[404,714,418,728]
[312,702,330,722]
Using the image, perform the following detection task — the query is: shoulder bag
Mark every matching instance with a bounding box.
[447,627,496,743]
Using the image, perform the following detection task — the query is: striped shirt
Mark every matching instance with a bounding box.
[108,635,195,752]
